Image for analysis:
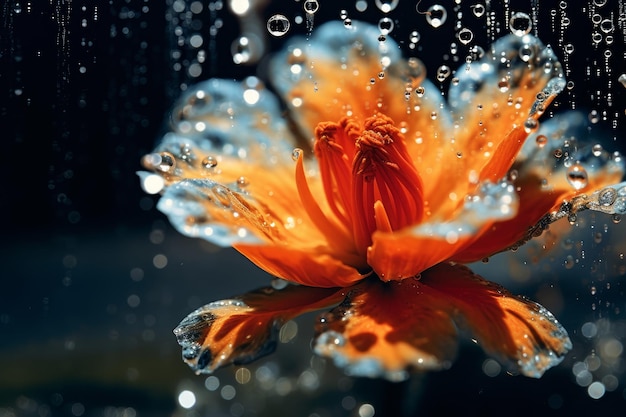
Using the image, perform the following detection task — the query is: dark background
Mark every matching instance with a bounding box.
[1,1,625,416]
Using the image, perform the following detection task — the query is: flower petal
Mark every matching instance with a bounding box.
[174,284,344,374]
[139,78,308,246]
[422,34,566,221]
[268,21,452,154]
[233,243,366,288]
[422,263,571,378]
[368,180,519,280]
[313,278,458,381]
[453,113,625,262]
[312,263,570,381]
[448,34,565,182]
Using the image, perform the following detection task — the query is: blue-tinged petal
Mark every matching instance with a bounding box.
[166,77,297,159]
[174,284,344,374]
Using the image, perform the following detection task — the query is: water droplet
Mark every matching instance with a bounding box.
[267,14,290,37]
[598,188,617,207]
[292,148,303,161]
[497,78,510,92]
[592,144,603,157]
[343,18,352,28]
[303,0,319,14]
[409,30,421,43]
[535,134,548,148]
[271,278,289,290]
[378,17,394,35]
[237,176,250,188]
[457,28,473,45]
[415,86,425,97]
[157,152,176,173]
[618,74,626,88]
[202,156,218,169]
[436,65,451,82]
[425,5,447,28]
[509,12,533,36]
[566,164,589,190]
[524,118,538,133]
[469,45,485,60]
[471,4,485,17]
[375,0,399,13]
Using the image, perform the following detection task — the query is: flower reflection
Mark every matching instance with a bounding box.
[139,21,625,381]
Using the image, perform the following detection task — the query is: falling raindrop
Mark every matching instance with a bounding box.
[425,5,447,28]
[457,28,473,45]
[375,0,399,13]
[509,12,533,36]
[471,4,485,18]
[378,17,394,35]
[436,65,451,82]
[267,14,290,37]
[303,0,319,15]
[535,134,548,148]
[566,163,589,190]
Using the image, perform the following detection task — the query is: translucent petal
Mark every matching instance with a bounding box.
[174,284,344,374]
[313,263,571,381]
[422,263,571,378]
[454,112,625,261]
[313,277,458,381]
[368,178,519,280]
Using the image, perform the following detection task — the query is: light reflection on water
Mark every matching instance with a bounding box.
[2,0,626,416]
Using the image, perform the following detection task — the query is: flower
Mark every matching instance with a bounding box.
[139,21,626,381]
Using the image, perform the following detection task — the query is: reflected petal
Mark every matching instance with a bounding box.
[313,263,571,381]
[174,285,344,374]
[422,263,571,378]
[313,278,458,381]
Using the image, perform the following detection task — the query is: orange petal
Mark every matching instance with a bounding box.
[424,34,566,220]
[453,114,625,262]
[174,284,345,374]
[368,180,519,280]
[367,228,474,281]
[313,278,458,381]
[422,263,571,377]
[234,243,367,288]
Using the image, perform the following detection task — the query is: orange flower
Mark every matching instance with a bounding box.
[139,21,625,380]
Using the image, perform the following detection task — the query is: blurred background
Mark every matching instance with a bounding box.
[1,0,626,416]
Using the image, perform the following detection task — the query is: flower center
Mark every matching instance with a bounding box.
[313,113,424,255]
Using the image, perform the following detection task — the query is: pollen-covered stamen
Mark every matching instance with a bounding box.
[351,114,425,254]
[314,118,360,227]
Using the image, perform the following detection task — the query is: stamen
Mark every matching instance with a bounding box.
[294,151,354,251]
[314,120,357,227]
[351,114,424,253]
